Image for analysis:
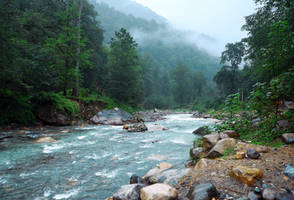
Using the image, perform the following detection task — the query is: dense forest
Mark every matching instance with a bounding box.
[0,0,294,129]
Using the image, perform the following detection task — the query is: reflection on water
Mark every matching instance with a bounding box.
[0,114,218,200]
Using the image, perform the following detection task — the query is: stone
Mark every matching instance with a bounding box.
[140,183,178,200]
[127,123,148,132]
[159,168,190,187]
[193,126,209,136]
[236,152,246,159]
[123,125,129,130]
[146,124,168,132]
[207,138,237,158]
[248,191,262,200]
[185,160,194,168]
[246,149,260,159]
[282,133,294,144]
[229,166,264,185]
[283,165,294,179]
[262,188,276,200]
[194,158,212,171]
[36,105,70,126]
[251,118,262,126]
[157,162,173,170]
[187,183,219,200]
[130,175,144,184]
[90,108,133,125]
[276,192,294,200]
[113,184,143,200]
[35,137,57,143]
[190,148,203,160]
[222,130,239,139]
[235,142,269,153]
[202,133,220,152]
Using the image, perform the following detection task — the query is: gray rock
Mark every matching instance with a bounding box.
[262,188,276,200]
[207,138,237,158]
[130,174,144,184]
[90,108,133,125]
[202,133,220,152]
[185,160,194,168]
[127,123,148,132]
[282,133,294,144]
[276,192,294,200]
[187,183,219,200]
[190,148,203,160]
[248,191,262,200]
[246,148,260,159]
[251,118,262,125]
[283,164,294,179]
[113,184,143,200]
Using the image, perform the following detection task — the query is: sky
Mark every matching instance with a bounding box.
[133,0,256,55]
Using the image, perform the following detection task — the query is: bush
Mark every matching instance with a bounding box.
[0,89,35,125]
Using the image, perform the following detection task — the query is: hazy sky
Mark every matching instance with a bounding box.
[133,0,256,55]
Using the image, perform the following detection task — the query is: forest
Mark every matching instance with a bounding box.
[0,0,294,130]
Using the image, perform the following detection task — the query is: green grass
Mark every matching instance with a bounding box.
[221,147,236,159]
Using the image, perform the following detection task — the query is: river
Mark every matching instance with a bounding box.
[0,114,218,200]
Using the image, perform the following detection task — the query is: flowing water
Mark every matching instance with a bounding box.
[0,114,218,200]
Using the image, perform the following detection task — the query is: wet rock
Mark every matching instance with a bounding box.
[207,138,237,158]
[90,108,133,125]
[246,149,260,159]
[262,188,276,200]
[140,183,178,200]
[282,133,294,144]
[202,133,220,152]
[185,160,194,168]
[113,184,143,200]
[221,130,239,139]
[236,152,246,159]
[193,126,209,136]
[157,168,190,187]
[229,166,264,186]
[35,136,57,143]
[190,148,203,160]
[248,191,262,200]
[146,124,168,132]
[283,165,294,179]
[187,183,219,200]
[127,123,148,132]
[276,191,294,200]
[130,175,144,184]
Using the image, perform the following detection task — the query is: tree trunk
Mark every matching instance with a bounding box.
[72,0,83,97]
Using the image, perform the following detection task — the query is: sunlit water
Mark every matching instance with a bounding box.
[0,114,218,200]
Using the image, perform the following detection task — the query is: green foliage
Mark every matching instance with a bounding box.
[97,95,137,114]
[0,89,35,125]
[224,93,242,118]
[221,147,236,159]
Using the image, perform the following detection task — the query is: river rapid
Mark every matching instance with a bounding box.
[0,114,218,200]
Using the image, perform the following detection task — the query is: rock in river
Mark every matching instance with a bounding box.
[90,108,133,125]
[113,184,143,200]
[187,183,219,200]
[35,137,57,143]
[127,123,148,132]
[140,183,178,200]
[229,166,264,186]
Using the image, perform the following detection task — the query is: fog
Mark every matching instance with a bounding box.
[133,0,256,55]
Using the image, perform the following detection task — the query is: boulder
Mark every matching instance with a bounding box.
[193,126,209,136]
[262,189,276,200]
[35,136,57,143]
[190,148,204,160]
[229,166,264,186]
[37,105,70,126]
[90,108,133,125]
[157,162,173,170]
[157,168,190,187]
[187,183,219,200]
[207,138,237,158]
[283,164,294,179]
[276,191,294,200]
[113,184,143,200]
[130,175,144,184]
[221,130,239,139]
[146,124,168,132]
[202,133,220,152]
[127,123,148,132]
[246,149,260,159]
[140,183,178,200]
[282,133,294,144]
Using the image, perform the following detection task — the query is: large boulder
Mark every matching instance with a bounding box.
[140,183,178,200]
[202,133,220,152]
[146,124,168,132]
[207,138,237,158]
[229,166,264,186]
[187,183,219,200]
[90,108,133,125]
[282,133,294,144]
[113,184,143,200]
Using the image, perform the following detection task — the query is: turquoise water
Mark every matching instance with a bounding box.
[0,114,217,200]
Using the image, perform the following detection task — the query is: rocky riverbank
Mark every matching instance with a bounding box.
[106,122,294,200]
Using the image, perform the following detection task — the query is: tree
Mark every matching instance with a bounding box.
[108,28,142,105]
